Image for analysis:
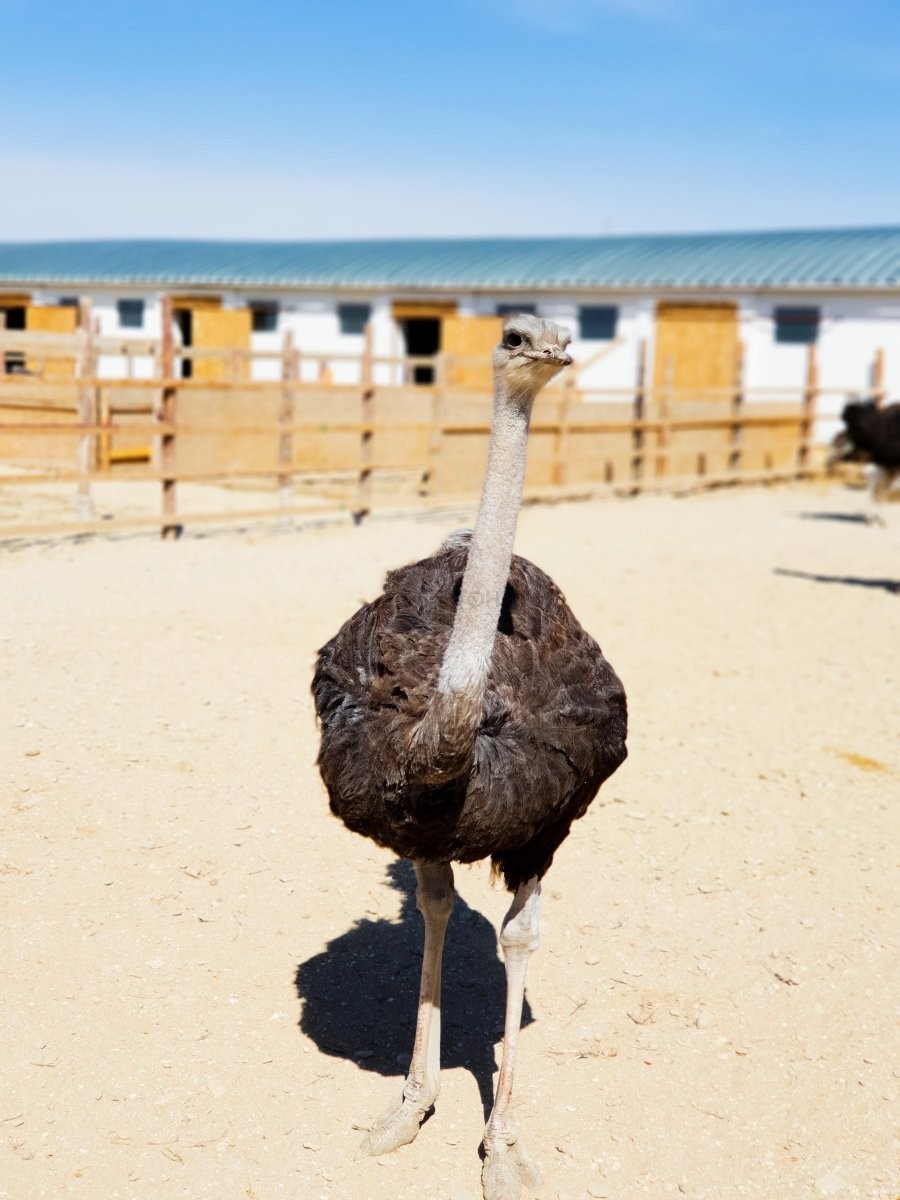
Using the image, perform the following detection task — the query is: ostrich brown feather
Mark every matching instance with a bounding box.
[312,533,627,890]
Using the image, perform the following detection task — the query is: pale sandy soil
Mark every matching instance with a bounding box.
[0,470,426,533]
[1,483,898,1200]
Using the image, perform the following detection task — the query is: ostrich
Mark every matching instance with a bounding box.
[312,314,628,1199]
[829,399,900,524]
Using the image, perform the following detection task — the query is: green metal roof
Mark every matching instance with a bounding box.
[0,228,899,292]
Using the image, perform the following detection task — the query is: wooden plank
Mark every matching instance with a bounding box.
[0,413,809,441]
[0,385,77,408]
[94,336,159,356]
[10,410,808,433]
[0,463,428,487]
[0,330,79,352]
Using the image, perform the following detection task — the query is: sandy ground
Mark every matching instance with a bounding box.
[0,471,424,534]
[1,482,898,1200]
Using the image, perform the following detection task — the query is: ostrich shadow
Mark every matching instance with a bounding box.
[797,510,870,524]
[295,858,533,1119]
[774,567,900,595]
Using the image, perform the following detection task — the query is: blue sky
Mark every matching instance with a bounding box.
[1,0,898,239]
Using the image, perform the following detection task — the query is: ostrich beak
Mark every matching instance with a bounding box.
[525,346,573,367]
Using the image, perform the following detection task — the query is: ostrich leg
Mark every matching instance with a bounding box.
[482,877,542,1200]
[356,861,455,1158]
[865,464,888,526]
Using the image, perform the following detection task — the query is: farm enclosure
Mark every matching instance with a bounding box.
[1,300,879,539]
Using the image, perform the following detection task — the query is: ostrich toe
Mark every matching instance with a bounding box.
[353,1096,432,1160]
[481,1121,541,1200]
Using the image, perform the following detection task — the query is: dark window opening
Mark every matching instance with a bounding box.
[338,303,371,335]
[59,296,79,307]
[579,305,618,340]
[774,306,819,345]
[250,302,279,333]
[402,317,441,385]
[0,305,27,374]
[118,299,145,329]
[496,303,536,316]
[173,308,193,378]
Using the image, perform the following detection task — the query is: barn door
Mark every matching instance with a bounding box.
[652,302,740,475]
[26,303,79,379]
[172,296,251,381]
[442,315,504,391]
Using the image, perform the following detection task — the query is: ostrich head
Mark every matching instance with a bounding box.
[493,313,573,401]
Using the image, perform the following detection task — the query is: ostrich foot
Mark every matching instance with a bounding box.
[481,1120,541,1200]
[354,1090,433,1160]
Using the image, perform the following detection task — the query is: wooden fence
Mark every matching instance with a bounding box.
[0,305,874,541]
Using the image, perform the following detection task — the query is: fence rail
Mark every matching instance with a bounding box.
[0,318,871,540]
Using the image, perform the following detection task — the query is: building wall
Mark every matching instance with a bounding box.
[17,284,898,446]
[739,293,899,442]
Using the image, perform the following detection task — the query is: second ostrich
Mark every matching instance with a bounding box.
[312,314,628,1199]
[830,399,900,523]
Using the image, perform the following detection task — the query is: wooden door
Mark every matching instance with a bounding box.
[172,296,251,381]
[26,304,78,378]
[652,302,740,476]
[652,302,739,398]
[442,315,504,391]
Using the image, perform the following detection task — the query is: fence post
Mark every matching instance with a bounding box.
[798,343,818,474]
[552,374,574,486]
[159,295,180,539]
[871,347,885,407]
[656,356,673,479]
[75,298,96,521]
[278,329,297,523]
[729,340,745,477]
[422,354,446,497]
[632,338,646,489]
[355,322,375,521]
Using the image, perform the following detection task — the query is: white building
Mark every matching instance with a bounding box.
[2,229,898,445]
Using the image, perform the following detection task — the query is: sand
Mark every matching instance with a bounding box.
[1,482,897,1200]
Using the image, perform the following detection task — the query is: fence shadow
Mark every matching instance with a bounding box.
[774,567,900,595]
[294,858,532,1119]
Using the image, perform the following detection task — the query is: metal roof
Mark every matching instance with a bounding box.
[1,228,899,292]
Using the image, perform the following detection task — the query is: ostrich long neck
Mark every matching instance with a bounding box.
[440,389,531,693]
[411,378,533,782]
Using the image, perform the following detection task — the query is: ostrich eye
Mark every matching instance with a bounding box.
[504,331,524,349]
